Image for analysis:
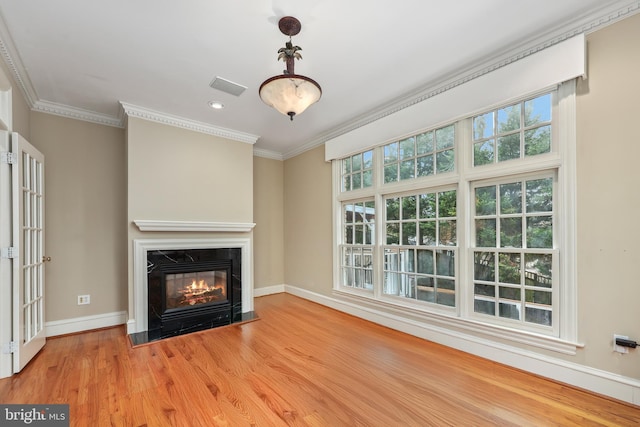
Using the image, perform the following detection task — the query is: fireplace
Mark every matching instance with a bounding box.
[129,236,255,343]
[165,268,227,309]
[146,248,241,340]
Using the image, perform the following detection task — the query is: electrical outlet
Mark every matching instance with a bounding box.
[613,334,629,354]
[77,295,90,305]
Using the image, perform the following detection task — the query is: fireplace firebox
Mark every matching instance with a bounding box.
[147,248,242,340]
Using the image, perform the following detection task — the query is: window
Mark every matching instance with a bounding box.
[473,94,551,166]
[342,150,373,191]
[383,125,455,183]
[383,190,457,307]
[333,84,576,345]
[340,200,375,290]
[472,175,556,328]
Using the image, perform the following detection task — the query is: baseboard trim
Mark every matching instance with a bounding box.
[45,311,127,337]
[254,284,286,297]
[282,285,640,406]
[40,289,640,405]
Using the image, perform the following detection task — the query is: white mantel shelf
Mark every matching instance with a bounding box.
[133,220,256,233]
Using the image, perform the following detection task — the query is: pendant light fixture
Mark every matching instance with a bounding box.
[259,16,322,121]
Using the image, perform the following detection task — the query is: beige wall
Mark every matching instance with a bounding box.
[282,14,640,380]
[253,156,284,288]
[126,117,253,224]
[283,145,333,294]
[30,112,127,321]
[575,13,640,378]
[125,117,255,317]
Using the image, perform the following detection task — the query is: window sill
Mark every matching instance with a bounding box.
[333,288,583,355]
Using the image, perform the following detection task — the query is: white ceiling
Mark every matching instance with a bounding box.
[0,1,636,158]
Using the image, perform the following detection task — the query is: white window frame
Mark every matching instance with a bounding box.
[332,80,578,352]
[466,171,559,336]
[339,198,376,293]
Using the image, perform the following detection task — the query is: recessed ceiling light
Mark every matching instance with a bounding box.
[208,101,224,110]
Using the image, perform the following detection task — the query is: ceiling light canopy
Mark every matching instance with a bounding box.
[259,16,322,121]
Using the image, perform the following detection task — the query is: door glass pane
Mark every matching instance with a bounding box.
[22,153,30,188]
[23,191,29,227]
[23,267,30,303]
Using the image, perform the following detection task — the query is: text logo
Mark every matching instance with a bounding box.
[1,405,69,426]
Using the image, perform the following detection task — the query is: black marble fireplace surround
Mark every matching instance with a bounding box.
[145,247,242,341]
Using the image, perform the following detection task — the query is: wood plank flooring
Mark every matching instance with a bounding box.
[1,293,639,426]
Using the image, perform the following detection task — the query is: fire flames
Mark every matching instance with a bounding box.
[177,279,226,307]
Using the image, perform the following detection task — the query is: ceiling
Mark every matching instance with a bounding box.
[0,1,635,158]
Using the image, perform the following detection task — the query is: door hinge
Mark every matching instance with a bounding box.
[1,247,17,259]
[0,151,16,164]
[2,341,17,354]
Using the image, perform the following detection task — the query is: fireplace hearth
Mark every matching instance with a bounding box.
[146,248,242,341]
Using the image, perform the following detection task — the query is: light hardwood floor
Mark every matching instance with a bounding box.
[1,293,639,426]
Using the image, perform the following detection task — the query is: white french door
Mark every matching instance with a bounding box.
[11,132,46,372]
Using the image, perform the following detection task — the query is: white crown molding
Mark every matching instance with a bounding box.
[253,148,284,161]
[32,99,124,128]
[283,137,327,160]
[0,9,37,107]
[133,220,256,233]
[120,102,259,145]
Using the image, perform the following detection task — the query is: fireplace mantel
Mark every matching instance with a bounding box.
[133,220,256,233]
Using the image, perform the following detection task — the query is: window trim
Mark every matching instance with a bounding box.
[331,80,579,352]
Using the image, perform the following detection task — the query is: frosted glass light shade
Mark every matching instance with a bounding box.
[259,74,322,120]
